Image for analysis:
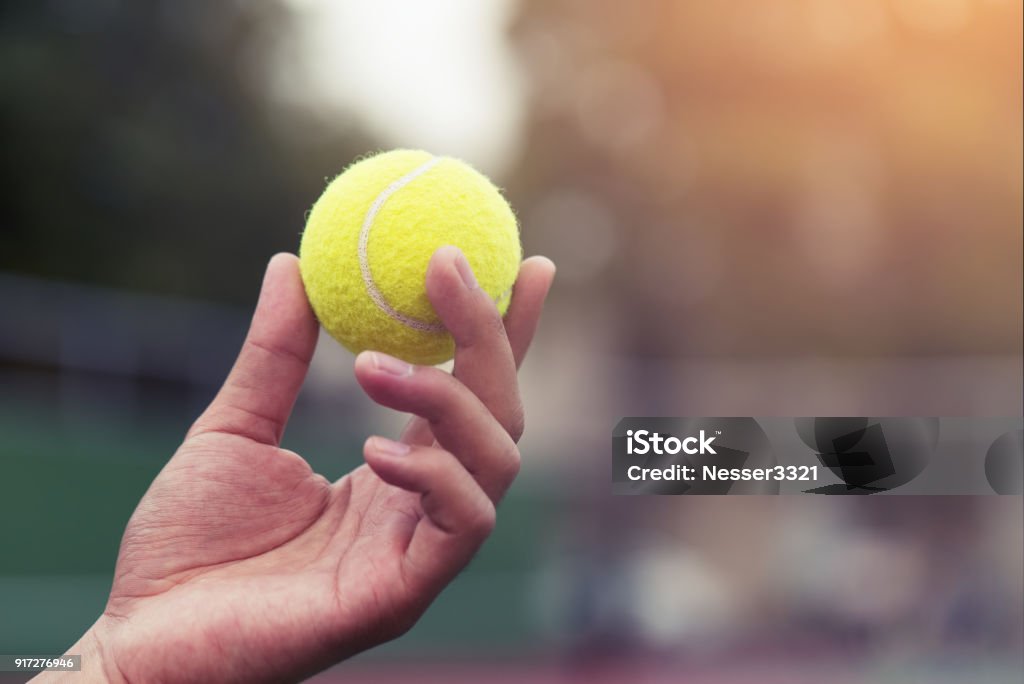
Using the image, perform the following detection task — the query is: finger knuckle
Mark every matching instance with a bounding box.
[507,404,526,443]
[499,443,522,483]
[456,303,507,351]
[485,307,508,339]
[469,500,497,536]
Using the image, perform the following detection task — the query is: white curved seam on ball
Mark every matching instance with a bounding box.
[358,156,447,333]
[358,156,517,333]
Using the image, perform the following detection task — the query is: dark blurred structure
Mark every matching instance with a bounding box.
[0,1,367,303]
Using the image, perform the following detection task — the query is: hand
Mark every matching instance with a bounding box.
[43,247,554,683]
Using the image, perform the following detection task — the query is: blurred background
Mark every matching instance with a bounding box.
[1,0,1021,682]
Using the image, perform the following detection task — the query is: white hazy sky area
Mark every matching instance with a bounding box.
[278,0,525,177]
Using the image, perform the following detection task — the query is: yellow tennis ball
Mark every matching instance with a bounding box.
[299,149,521,365]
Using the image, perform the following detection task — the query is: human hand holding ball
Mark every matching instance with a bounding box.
[38,151,555,683]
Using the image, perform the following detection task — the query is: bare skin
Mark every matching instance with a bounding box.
[36,247,555,683]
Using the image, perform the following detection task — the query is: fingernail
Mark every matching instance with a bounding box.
[371,351,413,376]
[454,250,478,290]
[371,436,410,457]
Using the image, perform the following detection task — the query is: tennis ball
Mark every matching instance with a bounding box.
[299,149,521,365]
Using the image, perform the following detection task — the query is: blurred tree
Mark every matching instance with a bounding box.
[0,0,371,304]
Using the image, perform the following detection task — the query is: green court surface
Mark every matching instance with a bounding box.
[0,396,548,655]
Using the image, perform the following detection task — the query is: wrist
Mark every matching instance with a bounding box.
[31,618,124,684]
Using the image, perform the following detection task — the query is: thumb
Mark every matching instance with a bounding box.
[189,254,319,445]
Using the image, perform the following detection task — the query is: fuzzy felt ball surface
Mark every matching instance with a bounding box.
[299,150,521,365]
